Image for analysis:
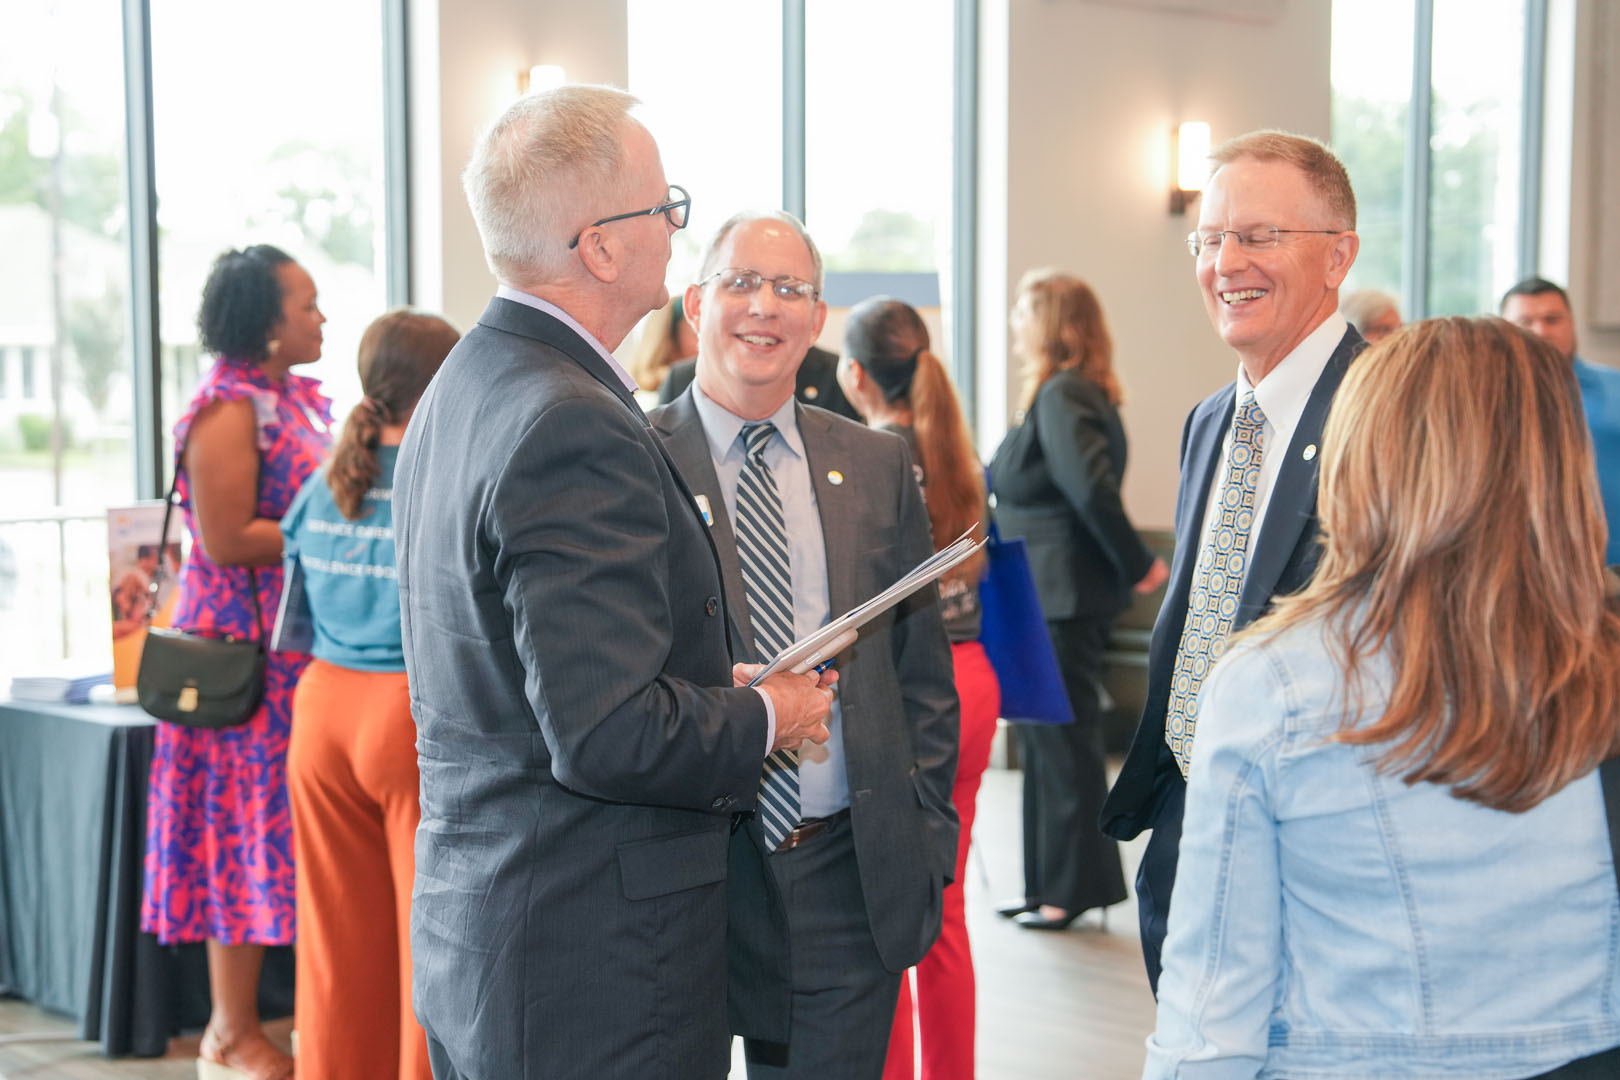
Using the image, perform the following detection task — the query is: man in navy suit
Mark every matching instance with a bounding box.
[1100,130,1365,994]
[395,85,836,1080]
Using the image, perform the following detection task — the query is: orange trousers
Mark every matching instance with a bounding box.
[288,660,430,1080]
[884,641,1001,1080]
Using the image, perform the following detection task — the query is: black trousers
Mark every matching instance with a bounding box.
[1525,1045,1620,1078]
[1015,617,1128,915]
[1134,762,1184,997]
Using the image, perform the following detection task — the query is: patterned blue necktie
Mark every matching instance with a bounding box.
[735,422,800,849]
[1165,392,1266,778]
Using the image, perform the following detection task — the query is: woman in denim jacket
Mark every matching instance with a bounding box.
[1145,317,1620,1079]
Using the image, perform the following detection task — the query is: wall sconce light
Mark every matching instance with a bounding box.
[1171,121,1210,216]
[518,64,567,95]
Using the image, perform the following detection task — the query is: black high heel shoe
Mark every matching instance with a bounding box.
[995,898,1040,919]
[1013,907,1079,931]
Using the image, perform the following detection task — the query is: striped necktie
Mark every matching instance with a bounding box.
[735,422,800,849]
[1165,392,1266,778]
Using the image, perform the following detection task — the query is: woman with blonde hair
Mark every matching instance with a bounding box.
[1146,317,1620,1079]
[990,269,1167,932]
[836,296,997,1080]
[628,294,697,399]
[281,308,459,1080]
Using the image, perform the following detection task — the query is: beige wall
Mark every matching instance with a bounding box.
[409,0,629,333]
[979,0,1332,528]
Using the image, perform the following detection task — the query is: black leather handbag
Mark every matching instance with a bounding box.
[135,441,267,729]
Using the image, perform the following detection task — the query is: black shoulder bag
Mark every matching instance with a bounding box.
[134,438,266,728]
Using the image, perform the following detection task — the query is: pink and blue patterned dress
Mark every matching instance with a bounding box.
[141,357,332,945]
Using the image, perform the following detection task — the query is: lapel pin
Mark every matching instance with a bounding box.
[694,493,714,526]
[803,385,820,400]
[1302,444,1317,462]
[827,470,844,486]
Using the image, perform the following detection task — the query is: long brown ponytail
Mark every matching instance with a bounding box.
[328,309,460,520]
[843,297,987,583]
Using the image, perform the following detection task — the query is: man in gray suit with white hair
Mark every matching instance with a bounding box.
[395,86,835,1080]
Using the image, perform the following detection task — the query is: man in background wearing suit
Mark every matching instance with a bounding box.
[658,344,863,421]
[395,87,835,1080]
[649,211,959,1079]
[1100,130,1364,994]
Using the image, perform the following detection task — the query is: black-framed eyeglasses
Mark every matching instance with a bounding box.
[698,267,820,302]
[569,184,691,249]
[1186,225,1344,257]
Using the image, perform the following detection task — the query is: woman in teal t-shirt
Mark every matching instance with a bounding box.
[280,309,458,1080]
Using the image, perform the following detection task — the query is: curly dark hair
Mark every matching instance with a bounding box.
[196,244,294,360]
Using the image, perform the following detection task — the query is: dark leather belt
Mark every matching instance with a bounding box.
[773,807,851,853]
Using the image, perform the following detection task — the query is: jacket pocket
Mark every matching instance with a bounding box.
[616,827,728,901]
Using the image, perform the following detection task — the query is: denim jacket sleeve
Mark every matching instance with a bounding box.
[1143,639,1288,1080]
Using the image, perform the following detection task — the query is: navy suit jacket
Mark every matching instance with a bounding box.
[396,297,769,1080]
[1100,327,1365,841]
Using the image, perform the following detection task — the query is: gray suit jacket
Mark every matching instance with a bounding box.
[396,297,769,1080]
[649,388,960,1041]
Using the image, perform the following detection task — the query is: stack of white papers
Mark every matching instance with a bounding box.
[747,527,985,685]
[10,662,114,704]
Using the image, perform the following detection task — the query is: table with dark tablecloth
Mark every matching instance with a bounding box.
[0,698,291,1056]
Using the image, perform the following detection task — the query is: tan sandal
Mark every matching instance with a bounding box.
[197,1026,294,1080]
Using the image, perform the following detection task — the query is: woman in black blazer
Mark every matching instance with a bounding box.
[989,269,1167,930]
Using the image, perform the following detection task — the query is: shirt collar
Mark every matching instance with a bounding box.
[494,284,639,395]
[1236,311,1347,446]
[691,381,805,464]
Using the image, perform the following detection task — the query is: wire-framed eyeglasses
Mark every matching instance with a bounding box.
[1186,225,1343,258]
[698,267,820,302]
[569,184,691,250]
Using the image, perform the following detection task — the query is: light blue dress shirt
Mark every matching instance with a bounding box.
[1145,611,1620,1079]
[692,385,849,818]
[1575,357,1620,567]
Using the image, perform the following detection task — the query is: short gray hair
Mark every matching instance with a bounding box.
[462,84,640,287]
[696,210,824,292]
[1340,287,1400,330]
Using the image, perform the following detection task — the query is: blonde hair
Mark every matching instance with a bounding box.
[1209,130,1357,231]
[1013,269,1121,413]
[628,296,689,392]
[1251,316,1620,812]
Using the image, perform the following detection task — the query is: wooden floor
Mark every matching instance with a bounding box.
[0,763,1156,1079]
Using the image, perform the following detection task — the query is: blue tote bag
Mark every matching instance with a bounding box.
[978,517,1074,725]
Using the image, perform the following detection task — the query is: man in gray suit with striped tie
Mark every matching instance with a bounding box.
[650,211,960,1079]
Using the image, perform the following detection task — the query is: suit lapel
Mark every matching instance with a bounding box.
[1168,390,1234,612]
[652,392,756,659]
[1238,328,1363,622]
[799,405,858,620]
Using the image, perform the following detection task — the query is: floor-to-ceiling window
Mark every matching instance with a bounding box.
[1333,0,1547,320]
[0,0,401,677]
[626,0,970,393]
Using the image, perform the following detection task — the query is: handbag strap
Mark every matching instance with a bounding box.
[983,466,1003,547]
[146,433,263,641]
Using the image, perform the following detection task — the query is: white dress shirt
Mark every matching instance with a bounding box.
[1195,312,1347,589]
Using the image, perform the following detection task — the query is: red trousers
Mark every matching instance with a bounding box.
[884,641,1000,1080]
[288,661,431,1080]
